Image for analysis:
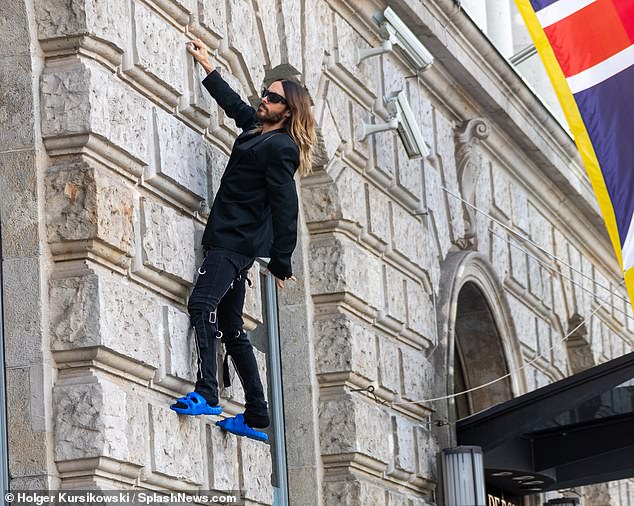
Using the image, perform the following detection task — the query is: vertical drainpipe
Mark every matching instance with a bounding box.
[0,221,9,492]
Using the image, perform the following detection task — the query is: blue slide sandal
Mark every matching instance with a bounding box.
[216,414,268,442]
[170,392,222,416]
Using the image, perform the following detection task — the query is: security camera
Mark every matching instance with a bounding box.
[358,90,430,160]
[357,7,434,71]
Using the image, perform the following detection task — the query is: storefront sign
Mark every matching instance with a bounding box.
[487,494,517,506]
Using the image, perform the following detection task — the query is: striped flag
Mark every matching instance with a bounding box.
[514,0,634,308]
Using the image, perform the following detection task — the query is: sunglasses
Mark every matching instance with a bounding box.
[261,87,287,105]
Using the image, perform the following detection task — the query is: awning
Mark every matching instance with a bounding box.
[456,351,634,495]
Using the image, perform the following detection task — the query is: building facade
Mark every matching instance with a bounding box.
[1,0,633,504]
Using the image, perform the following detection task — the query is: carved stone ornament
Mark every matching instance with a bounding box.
[454,118,490,249]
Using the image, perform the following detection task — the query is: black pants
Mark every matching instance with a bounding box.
[187,247,268,422]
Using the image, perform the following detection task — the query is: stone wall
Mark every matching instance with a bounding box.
[2,0,633,504]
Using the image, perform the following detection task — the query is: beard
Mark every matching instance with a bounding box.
[256,103,286,124]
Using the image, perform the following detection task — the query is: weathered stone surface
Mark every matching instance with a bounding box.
[314,315,377,381]
[54,379,127,461]
[3,257,43,367]
[303,0,332,92]
[0,0,31,52]
[367,185,391,244]
[7,367,48,476]
[537,317,552,362]
[400,347,432,402]
[243,262,263,326]
[424,160,452,259]
[389,416,416,474]
[35,0,129,52]
[195,0,225,38]
[240,437,274,504]
[226,0,265,89]
[415,424,437,479]
[435,111,463,242]
[511,184,529,233]
[350,100,371,159]
[378,336,400,394]
[489,223,509,283]
[508,294,537,352]
[383,265,407,324]
[50,270,161,368]
[324,478,386,506]
[140,198,196,285]
[317,105,343,162]
[527,256,542,299]
[46,161,135,255]
[405,280,435,343]
[0,151,39,259]
[251,0,280,69]
[130,1,186,96]
[163,305,196,382]
[205,142,230,199]
[152,107,208,201]
[319,396,390,463]
[392,204,425,266]
[326,84,351,143]
[372,128,397,181]
[124,388,148,466]
[396,139,424,202]
[335,165,367,228]
[0,55,35,150]
[309,238,383,311]
[491,163,511,217]
[509,240,528,288]
[149,403,203,484]
[333,14,376,92]
[208,425,239,490]
[41,60,149,165]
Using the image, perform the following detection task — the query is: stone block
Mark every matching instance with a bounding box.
[3,257,43,367]
[325,85,351,143]
[335,165,367,228]
[400,347,432,402]
[7,367,48,477]
[226,0,265,89]
[509,241,528,288]
[148,403,203,484]
[239,437,274,504]
[350,101,371,159]
[243,262,263,327]
[319,396,390,463]
[0,151,39,259]
[511,184,529,233]
[372,127,397,181]
[309,238,383,311]
[150,107,208,203]
[49,269,161,369]
[161,305,196,383]
[389,416,416,474]
[205,142,230,199]
[383,264,407,325]
[54,379,128,461]
[396,139,424,202]
[491,164,511,217]
[195,0,225,38]
[324,478,387,506]
[41,60,150,167]
[314,314,377,381]
[251,0,280,69]
[303,0,332,92]
[207,425,239,491]
[46,160,135,256]
[34,0,129,54]
[527,256,542,299]
[378,336,401,394]
[126,1,187,99]
[139,198,196,285]
[537,317,552,363]
[415,424,437,479]
[508,295,537,352]
[424,161,451,260]
[367,186,391,245]
[0,54,35,150]
[392,204,425,266]
[405,280,435,343]
[383,54,407,96]
[317,105,343,162]
[124,388,148,466]
[333,14,376,93]
[301,179,342,225]
[489,223,510,283]
[387,491,410,506]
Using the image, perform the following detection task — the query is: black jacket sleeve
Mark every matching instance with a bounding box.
[202,70,257,131]
[265,143,300,280]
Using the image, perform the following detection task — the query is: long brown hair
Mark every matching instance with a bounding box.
[277,79,316,176]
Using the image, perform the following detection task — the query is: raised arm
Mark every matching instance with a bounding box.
[187,39,257,131]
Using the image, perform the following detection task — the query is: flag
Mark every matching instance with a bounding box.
[514,0,634,308]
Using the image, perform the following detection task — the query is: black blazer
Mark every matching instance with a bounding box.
[201,70,300,280]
